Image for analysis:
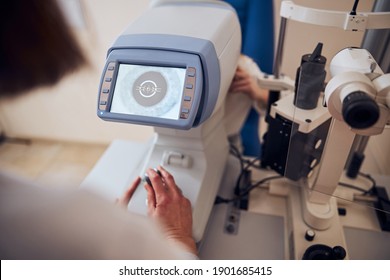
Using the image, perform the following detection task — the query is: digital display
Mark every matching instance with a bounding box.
[110,64,186,120]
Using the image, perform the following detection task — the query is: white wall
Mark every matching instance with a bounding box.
[0,0,389,174]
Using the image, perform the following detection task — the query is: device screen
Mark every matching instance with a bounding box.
[110,64,186,120]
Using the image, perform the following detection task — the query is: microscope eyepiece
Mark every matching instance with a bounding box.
[342,91,380,129]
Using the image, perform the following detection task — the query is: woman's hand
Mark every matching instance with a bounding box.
[144,166,196,256]
[117,166,197,256]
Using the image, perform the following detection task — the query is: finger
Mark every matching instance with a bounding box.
[232,85,251,94]
[234,76,251,85]
[144,183,156,212]
[117,176,141,206]
[158,165,180,195]
[231,78,251,89]
[146,168,166,201]
[234,67,247,79]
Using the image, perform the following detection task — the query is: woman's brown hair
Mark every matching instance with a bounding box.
[0,0,86,97]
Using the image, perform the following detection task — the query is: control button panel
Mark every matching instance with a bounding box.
[99,62,116,111]
[180,67,196,119]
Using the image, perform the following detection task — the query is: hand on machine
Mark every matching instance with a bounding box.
[143,168,162,187]
[117,166,197,256]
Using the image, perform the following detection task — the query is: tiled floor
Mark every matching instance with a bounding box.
[0,138,107,188]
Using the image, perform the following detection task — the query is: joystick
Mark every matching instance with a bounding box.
[143,168,162,187]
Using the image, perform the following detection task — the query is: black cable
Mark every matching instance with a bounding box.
[358,171,376,191]
[229,144,246,195]
[239,175,283,197]
[338,182,371,194]
[350,0,360,15]
[337,173,390,209]
[229,143,262,169]
[229,143,263,196]
[229,143,241,158]
[338,171,377,195]
[215,175,283,205]
[220,153,390,210]
[234,156,261,195]
[227,142,282,206]
[229,144,245,172]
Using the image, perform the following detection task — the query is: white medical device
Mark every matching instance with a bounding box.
[97,0,240,130]
[304,48,390,228]
[87,0,241,242]
[260,1,390,259]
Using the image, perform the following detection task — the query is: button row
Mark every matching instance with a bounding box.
[180,67,196,119]
[99,62,115,111]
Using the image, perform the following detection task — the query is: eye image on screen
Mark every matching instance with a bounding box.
[110,64,186,120]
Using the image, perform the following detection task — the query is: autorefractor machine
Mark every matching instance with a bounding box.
[82,0,390,259]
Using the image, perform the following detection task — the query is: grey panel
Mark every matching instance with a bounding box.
[344,227,390,259]
[199,204,285,260]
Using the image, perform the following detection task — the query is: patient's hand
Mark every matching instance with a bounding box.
[118,166,197,256]
[229,66,268,105]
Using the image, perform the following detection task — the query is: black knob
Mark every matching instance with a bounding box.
[342,91,380,129]
[305,229,316,241]
[332,246,347,260]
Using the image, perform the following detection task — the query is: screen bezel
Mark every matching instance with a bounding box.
[98,49,203,130]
